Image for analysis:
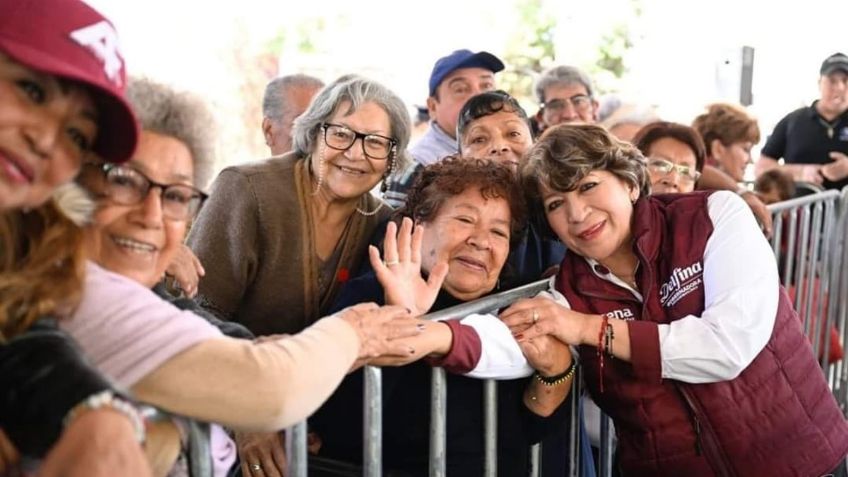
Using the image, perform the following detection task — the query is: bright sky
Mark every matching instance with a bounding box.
[87,0,848,172]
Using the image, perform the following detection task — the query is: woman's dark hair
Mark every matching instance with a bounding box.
[397,156,527,243]
[456,90,530,150]
[633,121,707,172]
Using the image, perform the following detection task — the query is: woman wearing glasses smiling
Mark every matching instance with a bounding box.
[184,75,413,475]
[632,121,706,194]
[187,74,411,336]
[69,78,421,477]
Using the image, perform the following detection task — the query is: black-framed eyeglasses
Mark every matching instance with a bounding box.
[83,163,207,220]
[542,94,593,113]
[321,122,396,160]
[647,157,701,183]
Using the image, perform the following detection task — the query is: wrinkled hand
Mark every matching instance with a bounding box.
[740,191,773,238]
[822,151,848,182]
[235,430,286,477]
[500,296,587,346]
[165,244,205,298]
[517,334,573,377]
[39,408,151,477]
[336,303,420,362]
[369,218,448,316]
[0,428,20,477]
[365,320,451,367]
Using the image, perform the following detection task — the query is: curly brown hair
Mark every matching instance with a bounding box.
[521,123,650,200]
[396,157,527,242]
[633,121,707,172]
[0,202,86,341]
[691,103,760,156]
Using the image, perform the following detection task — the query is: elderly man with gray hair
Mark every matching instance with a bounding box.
[261,74,324,155]
[533,65,600,132]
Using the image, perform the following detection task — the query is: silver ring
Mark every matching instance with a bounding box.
[532,310,539,324]
[250,463,262,472]
[385,260,399,267]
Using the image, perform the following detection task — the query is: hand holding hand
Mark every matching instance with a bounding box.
[369,217,448,316]
[165,244,205,298]
[365,320,452,367]
[336,303,421,361]
[500,296,589,346]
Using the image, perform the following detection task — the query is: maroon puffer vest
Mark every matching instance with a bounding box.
[558,192,848,476]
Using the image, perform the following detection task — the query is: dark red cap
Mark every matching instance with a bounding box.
[0,0,138,163]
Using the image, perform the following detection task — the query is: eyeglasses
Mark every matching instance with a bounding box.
[647,158,701,183]
[542,94,593,114]
[85,163,207,220]
[321,123,396,160]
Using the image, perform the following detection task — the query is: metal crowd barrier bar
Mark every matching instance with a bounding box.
[767,190,843,369]
[828,187,848,407]
[286,421,308,477]
[766,188,848,413]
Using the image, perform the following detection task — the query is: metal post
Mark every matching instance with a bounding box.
[598,414,614,477]
[567,368,582,477]
[363,365,382,477]
[285,421,308,477]
[807,203,824,358]
[429,367,447,477]
[529,443,541,477]
[483,379,498,477]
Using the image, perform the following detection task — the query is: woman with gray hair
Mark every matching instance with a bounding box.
[500,123,848,475]
[188,73,411,334]
[64,77,422,477]
[185,75,412,475]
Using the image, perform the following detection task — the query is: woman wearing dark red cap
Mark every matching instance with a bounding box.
[0,0,148,475]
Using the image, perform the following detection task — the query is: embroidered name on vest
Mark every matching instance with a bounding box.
[659,262,703,307]
[605,308,634,320]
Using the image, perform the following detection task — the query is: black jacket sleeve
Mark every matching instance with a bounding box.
[0,319,115,456]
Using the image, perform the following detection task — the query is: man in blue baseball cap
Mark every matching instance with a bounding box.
[385,49,504,207]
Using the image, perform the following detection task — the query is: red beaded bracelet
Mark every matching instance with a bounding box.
[598,315,609,393]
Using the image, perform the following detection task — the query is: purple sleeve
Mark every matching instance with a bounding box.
[61,262,222,388]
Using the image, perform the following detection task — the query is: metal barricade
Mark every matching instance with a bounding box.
[766,187,848,413]
[281,186,848,477]
[286,279,599,476]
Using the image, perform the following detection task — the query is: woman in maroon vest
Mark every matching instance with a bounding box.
[501,123,848,476]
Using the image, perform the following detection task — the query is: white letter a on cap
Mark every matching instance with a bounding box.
[70,21,124,87]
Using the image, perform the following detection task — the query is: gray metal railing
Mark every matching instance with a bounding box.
[279,186,848,477]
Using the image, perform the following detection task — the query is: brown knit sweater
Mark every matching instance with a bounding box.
[187,153,390,336]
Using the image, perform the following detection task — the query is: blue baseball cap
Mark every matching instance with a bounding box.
[428,49,505,97]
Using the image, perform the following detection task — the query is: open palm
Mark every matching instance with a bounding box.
[369,217,448,316]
